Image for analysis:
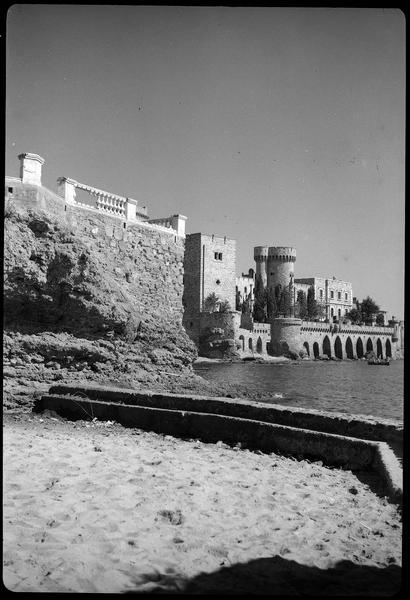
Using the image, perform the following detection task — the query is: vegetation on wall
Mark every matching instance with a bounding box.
[203,292,231,314]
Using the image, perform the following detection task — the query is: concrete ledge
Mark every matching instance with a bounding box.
[34,394,402,504]
[48,383,402,452]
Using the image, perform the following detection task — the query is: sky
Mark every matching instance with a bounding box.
[5,5,405,319]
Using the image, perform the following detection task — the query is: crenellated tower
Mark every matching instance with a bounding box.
[254,246,269,290]
[266,246,297,292]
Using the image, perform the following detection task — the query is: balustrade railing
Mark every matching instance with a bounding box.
[56,176,187,237]
[56,177,148,221]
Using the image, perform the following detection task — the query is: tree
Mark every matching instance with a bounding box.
[278,287,291,317]
[235,289,242,311]
[376,312,385,326]
[346,307,362,324]
[203,292,219,312]
[219,299,231,313]
[360,296,380,324]
[266,287,277,321]
[253,278,267,322]
[295,290,308,320]
[306,286,321,320]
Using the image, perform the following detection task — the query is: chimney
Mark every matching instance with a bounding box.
[18,153,45,186]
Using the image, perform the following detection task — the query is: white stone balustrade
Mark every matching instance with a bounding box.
[56,176,186,237]
[56,177,148,220]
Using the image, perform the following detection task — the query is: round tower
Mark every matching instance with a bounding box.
[266,246,297,292]
[253,246,269,290]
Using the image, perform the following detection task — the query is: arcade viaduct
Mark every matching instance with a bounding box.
[237,320,401,360]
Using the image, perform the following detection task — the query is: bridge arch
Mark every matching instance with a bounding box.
[323,335,331,358]
[346,337,354,359]
[376,338,383,359]
[256,337,263,354]
[386,339,392,358]
[313,342,320,358]
[366,338,374,354]
[356,338,364,359]
[248,338,253,351]
[334,336,343,359]
[303,341,310,357]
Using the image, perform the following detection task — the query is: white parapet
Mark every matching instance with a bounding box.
[18,153,45,186]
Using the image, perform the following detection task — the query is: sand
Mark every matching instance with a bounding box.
[3,411,402,595]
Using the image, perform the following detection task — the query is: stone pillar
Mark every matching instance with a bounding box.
[57,177,77,205]
[18,153,45,186]
[170,214,187,237]
[125,197,139,221]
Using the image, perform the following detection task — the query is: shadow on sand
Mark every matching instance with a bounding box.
[124,555,402,595]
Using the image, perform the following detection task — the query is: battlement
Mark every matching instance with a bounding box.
[254,246,269,262]
[267,247,297,262]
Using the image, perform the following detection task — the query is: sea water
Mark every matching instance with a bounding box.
[193,359,404,422]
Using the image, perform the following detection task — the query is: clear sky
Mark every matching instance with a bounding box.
[5,5,405,319]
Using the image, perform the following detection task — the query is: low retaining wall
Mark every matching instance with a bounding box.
[48,384,403,453]
[34,392,402,504]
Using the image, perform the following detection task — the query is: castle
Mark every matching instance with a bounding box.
[182,235,404,360]
[5,153,404,361]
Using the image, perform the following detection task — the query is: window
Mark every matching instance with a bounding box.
[319,289,323,299]
[8,187,13,194]
[214,252,223,261]
[345,293,348,301]
[216,279,221,285]
[330,291,334,299]
[330,308,334,317]
[338,292,341,300]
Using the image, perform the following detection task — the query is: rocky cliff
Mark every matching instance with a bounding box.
[3,193,218,410]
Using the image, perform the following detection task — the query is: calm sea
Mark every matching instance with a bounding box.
[193,359,404,422]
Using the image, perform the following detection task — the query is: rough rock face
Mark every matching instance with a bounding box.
[3,197,214,409]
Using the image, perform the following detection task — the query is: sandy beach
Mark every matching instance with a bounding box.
[3,410,402,595]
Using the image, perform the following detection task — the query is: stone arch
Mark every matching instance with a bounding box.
[386,339,392,358]
[356,338,364,359]
[376,338,383,359]
[334,336,343,359]
[313,342,320,358]
[256,337,263,354]
[323,335,331,358]
[239,335,245,351]
[303,341,310,357]
[345,337,354,359]
[366,338,373,353]
[248,338,253,351]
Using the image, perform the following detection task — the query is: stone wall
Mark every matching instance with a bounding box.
[4,178,200,406]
